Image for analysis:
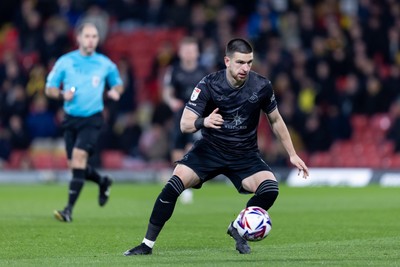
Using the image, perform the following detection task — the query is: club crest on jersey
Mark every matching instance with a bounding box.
[190,87,201,101]
[248,92,259,103]
[92,76,100,87]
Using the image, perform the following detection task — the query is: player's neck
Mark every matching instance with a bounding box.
[181,60,197,71]
[226,72,245,88]
[79,49,95,57]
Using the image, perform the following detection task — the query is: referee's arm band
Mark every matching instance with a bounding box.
[194,117,205,130]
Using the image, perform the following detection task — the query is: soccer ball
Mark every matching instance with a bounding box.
[233,206,272,241]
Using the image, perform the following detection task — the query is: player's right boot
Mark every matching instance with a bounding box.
[54,208,72,222]
[99,176,113,207]
[123,243,152,256]
[227,222,251,254]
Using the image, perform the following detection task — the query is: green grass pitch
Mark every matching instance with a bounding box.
[0,182,399,266]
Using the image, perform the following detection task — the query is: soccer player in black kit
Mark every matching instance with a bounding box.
[124,38,309,255]
[163,37,208,204]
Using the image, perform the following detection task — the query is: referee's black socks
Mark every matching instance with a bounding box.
[85,164,102,185]
[246,179,279,211]
[66,169,86,211]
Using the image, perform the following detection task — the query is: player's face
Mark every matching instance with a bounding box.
[179,43,199,63]
[225,52,253,86]
[77,25,99,55]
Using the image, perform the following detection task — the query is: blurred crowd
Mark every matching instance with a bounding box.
[1,0,400,169]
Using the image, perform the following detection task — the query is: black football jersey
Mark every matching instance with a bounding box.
[186,70,277,155]
[165,63,208,102]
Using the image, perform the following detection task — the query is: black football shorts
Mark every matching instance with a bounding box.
[62,112,103,159]
[176,139,273,194]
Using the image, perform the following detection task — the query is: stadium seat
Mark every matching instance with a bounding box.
[362,154,383,168]
[330,140,353,156]
[52,152,68,169]
[101,150,124,169]
[5,150,30,169]
[382,154,400,169]
[30,151,54,169]
[370,113,391,133]
[379,141,395,157]
[308,152,332,167]
[350,114,368,134]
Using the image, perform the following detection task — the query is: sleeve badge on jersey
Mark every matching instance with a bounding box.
[190,87,201,101]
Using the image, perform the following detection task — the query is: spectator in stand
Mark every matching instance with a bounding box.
[18,9,43,54]
[0,84,29,125]
[0,127,11,163]
[107,0,145,30]
[56,0,82,27]
[359,76,390,115]
[387,98,400,152]
[384,65,400,101]
[8,114,31,151]
[26,95,58,139]
[115,57,137,114]
[142,0,168,27]
[39,15,71,66]
[165,0,191,28]
[117,112,142,157]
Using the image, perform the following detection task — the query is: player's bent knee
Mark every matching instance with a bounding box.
[246,179,279,211]
[71,149,88,168]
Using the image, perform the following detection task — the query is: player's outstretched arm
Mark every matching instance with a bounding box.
[266,108,309,179]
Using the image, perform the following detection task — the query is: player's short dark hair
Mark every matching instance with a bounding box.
[180,36,198,46]
[75,21,98,35]
[225,38,253,57]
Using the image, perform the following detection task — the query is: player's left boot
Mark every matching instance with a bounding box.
[227,222,251,254]
[124,243,152,256]
[99,176,113,207]
[54,208,72,222]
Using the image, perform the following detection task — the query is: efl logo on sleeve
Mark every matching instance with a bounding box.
[190,87,201,101]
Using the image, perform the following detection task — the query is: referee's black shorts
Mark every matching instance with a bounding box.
[176,139,273,194]
[62,112,103,159]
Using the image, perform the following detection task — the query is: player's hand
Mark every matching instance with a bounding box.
[63,87,75,101]
[204,108,224,129]
[290,154,309,179]
[107,88,121,101]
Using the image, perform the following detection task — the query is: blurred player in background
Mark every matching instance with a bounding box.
[45,22,123,222]
[124,38,308,256]
[162,37,208,204]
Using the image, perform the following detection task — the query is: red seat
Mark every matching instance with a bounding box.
[381,154,400,169]
[379,141,395,157]
[370,113,391,132]
[101,150,124,169]
[309,152,332,167]
[350,114,369,133]
[53,152,68,169]
[30,151,54,169]
[5,150,29,169]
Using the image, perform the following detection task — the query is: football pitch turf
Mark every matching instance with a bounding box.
[0,182,398,266]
